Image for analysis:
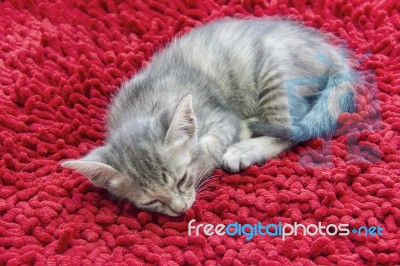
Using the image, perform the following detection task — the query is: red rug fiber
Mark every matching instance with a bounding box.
[1,0,400,265]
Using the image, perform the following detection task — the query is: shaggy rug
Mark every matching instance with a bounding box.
[0,0,399,265]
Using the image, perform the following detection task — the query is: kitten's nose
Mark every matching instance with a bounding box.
[170,200,187,214]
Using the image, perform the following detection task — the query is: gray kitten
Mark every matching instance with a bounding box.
[62,18,355,216]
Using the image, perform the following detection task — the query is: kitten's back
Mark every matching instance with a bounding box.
[109,18,354,141]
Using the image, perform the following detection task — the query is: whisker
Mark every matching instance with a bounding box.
[18,160,35,173]
[195,173,217,190]
[194,167,210,187]
[195,182,214,193]
[194,171,211,188]
[194,191,212,200]
[116,191,131,206]
[194,165,215,188]
[191,162,221,206]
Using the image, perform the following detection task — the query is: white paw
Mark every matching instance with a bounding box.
[221,137,290,172]
[222,146,254,172]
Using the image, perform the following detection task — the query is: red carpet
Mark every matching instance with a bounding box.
[1,0,400,265]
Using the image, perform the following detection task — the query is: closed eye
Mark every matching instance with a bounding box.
[177,172,188,190]
[143,200,161,206]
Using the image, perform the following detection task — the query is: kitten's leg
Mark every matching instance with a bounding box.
[222,137,291,172]
[202,120,252,166]
[199,117,241,168]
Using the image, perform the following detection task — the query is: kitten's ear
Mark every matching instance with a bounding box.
[165,94,197,145]
[61,147,119,188]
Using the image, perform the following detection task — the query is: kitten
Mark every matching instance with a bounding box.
[62,18,355,216]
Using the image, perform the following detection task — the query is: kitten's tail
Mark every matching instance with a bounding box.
[248,122,292,139]
[249,69,356,143]
[290,69,356,142]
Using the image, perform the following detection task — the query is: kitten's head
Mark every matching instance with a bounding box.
[62,94,204,216]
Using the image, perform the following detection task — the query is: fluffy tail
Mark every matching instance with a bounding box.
[250,70,356,143]
[290,70,356,142]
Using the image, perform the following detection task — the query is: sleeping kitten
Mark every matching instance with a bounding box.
[62,18,355,216]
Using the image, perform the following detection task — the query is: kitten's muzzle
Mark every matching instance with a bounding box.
[168,201,188,215]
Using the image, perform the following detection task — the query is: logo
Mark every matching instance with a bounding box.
[188,220,384,241]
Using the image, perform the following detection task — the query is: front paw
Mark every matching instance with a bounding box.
[222,146,253,172]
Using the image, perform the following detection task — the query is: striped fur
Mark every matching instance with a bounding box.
[62,18,355,216]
